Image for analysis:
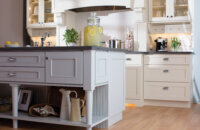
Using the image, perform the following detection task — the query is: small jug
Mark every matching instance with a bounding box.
[59,89,77,120]
[70,98,84,122]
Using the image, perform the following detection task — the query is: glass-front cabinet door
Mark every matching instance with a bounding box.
[27,0,55,28]
[150,0,169,22]
[28,0,39,26]
[44,0,54,24]
[173,0,189,20]
[150,0,189,23]
[152,0,166,18]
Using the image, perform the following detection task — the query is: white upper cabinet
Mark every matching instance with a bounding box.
[52,0,134,13]
[27,0,56,28]
[149,0,190,23]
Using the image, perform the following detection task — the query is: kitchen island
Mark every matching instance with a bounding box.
[0,46,126,130]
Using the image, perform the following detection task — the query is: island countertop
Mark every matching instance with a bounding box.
[0,46,126,52]
[0,46,193,54]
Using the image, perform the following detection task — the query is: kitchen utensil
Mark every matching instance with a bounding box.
[59,89,77,120]
[109,39,122,49]
[70,98,84,122]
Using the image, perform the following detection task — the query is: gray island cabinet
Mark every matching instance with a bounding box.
[0,47,126,130]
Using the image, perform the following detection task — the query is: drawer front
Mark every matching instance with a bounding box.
[126,54,143,66]
[0,67,45,83]
[144,82,190,101]
[144,65,190,82]
[144,54,190,65]
[46,52,83,84]
[0,52,45,67]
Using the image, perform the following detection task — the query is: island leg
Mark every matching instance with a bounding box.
[86,90,93,130]
[10,84,19,129]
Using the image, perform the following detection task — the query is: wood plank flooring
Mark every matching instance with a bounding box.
[0,104,200,130]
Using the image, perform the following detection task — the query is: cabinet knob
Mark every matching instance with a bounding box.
[8,72,17,77]
[8,57,16,62]
[163,87,169,90]
[45,57,48,60]
[171,16,173,18]
[126,58,132,61]
[167,16,169,18]
[163,69,169,73]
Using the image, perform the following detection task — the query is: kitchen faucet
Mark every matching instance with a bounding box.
[41,32,50,47]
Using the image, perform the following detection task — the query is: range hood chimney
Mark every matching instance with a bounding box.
[53,0,134,13]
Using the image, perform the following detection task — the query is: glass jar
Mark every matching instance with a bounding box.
[84,12,103,46]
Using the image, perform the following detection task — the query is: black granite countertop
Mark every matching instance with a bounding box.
[0,46,194,54]
[0,46,126,52]
[126,50,194,54]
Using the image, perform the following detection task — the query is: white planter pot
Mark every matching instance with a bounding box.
[67,42,77,46]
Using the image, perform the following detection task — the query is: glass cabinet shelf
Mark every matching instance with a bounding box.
[27,0,55,28]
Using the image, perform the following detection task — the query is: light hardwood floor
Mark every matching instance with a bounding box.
[0,104,200,130]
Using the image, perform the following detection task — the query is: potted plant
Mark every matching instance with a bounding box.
[63,28,79,46]
[171,37,181,51]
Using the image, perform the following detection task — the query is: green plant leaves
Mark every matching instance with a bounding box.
[63,28,79,44]
[171,36,181,50]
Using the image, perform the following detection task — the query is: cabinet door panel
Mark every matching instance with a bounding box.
[126,66,142,100]
[46,52,83,84]
[151,0,167,21]
[109,52,125,116]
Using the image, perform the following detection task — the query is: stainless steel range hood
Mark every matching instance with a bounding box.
[53,0,134,13]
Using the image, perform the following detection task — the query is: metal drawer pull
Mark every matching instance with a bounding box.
[126,58,132,61]
[8,57,16,62]
[163,58,169,61]
[8,72,17,77]
[163,87,169,90]
[163,69,169,73]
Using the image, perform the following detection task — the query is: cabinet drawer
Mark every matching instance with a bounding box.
[144,65,190,82]
[144,82,190,101]
[0,52,45,67]
[0,67,45,83]
[126,54,143,66]
[144,54,190,65]
[46,52,83,84]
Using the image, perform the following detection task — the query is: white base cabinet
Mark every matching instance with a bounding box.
[0,49,125,130]
[126,53,192,108]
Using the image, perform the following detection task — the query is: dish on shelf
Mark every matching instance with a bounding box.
[5,44,20,48]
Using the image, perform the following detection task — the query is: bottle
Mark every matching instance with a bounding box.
[84,12,103,46]
[125,29,134,51]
